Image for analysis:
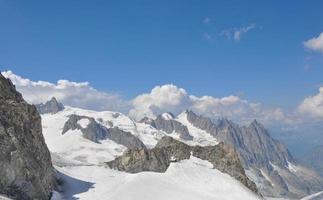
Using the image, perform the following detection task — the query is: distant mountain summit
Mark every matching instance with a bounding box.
[35,97,64,114]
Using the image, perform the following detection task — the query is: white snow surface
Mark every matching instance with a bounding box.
[41,106,260,200]
[301,191,323,200]
[287,161,298,173]
[161,112,174,120]
[55,156,260,200]
[176,111,219,146]
[77,118,90,129]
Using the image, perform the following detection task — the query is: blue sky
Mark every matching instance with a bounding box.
[1,0,323,109]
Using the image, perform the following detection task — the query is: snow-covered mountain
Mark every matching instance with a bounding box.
[39,99,323,199]
[40,104,260,200]
[184,111,323,198]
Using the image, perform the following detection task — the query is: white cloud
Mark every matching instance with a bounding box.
[304,32,323,53]
[1,71,130,112]
[129,84,290,125]
[129,84,191,120]
[298,87,323,118]
[220,24,256,42]
[233,24,255,42]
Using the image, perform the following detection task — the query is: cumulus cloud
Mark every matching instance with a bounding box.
[129,84,291,125]
[1,71,130,112]
[304,32,323,53]
[129,84,191,120]
[298,87,323,118]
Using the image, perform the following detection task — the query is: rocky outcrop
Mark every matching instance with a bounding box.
[108,127,146,150]
[35,97,64,114]
[106,136,259,195]
[62,115,145,149]
[150,113,193,140]
[184,110,323,198]
[0,73,57,200]
[62,115,107,142]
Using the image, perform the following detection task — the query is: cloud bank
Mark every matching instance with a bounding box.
[129,84,290,125]
[2,71,323,127]
[2,71,130,112]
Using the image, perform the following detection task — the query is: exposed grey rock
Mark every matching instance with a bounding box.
[151,113,193,140]
[106,136,259,195]
[138,117,154,126]
[62,115,145,149]
[186,110,218,136]
[0,72,57,200]
[35,97,64,114]
[184,110,323,198]
[62,115,107,142]
[108,127,146,150]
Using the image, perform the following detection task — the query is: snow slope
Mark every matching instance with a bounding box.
[41,106,260,200]
[176,111,218,146]
[54,156,260,200]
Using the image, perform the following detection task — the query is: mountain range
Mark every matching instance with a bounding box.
[1,72,322,200]
[38,97,322,199]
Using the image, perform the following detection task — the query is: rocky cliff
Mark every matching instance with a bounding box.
[0,72,57,200]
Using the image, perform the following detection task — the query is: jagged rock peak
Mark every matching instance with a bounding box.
[35,97,64,114]
[0,72,57,200]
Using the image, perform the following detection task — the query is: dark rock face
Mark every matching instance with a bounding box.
[62,115,145,149]
[0,73,57,200]
[35,97,64,114]
[62,115,107,142]
[108,127,146,150]
[186,110,219,136]
[151,114,193,140]
[185,110,323,198]
[106,136,259,195]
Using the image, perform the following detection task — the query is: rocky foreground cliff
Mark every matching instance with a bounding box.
[0,73,57,200]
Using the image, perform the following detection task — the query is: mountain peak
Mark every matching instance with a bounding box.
[35,97,64,114]
[249,119,265,129]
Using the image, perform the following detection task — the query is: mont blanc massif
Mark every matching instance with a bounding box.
[0,71,323,200]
